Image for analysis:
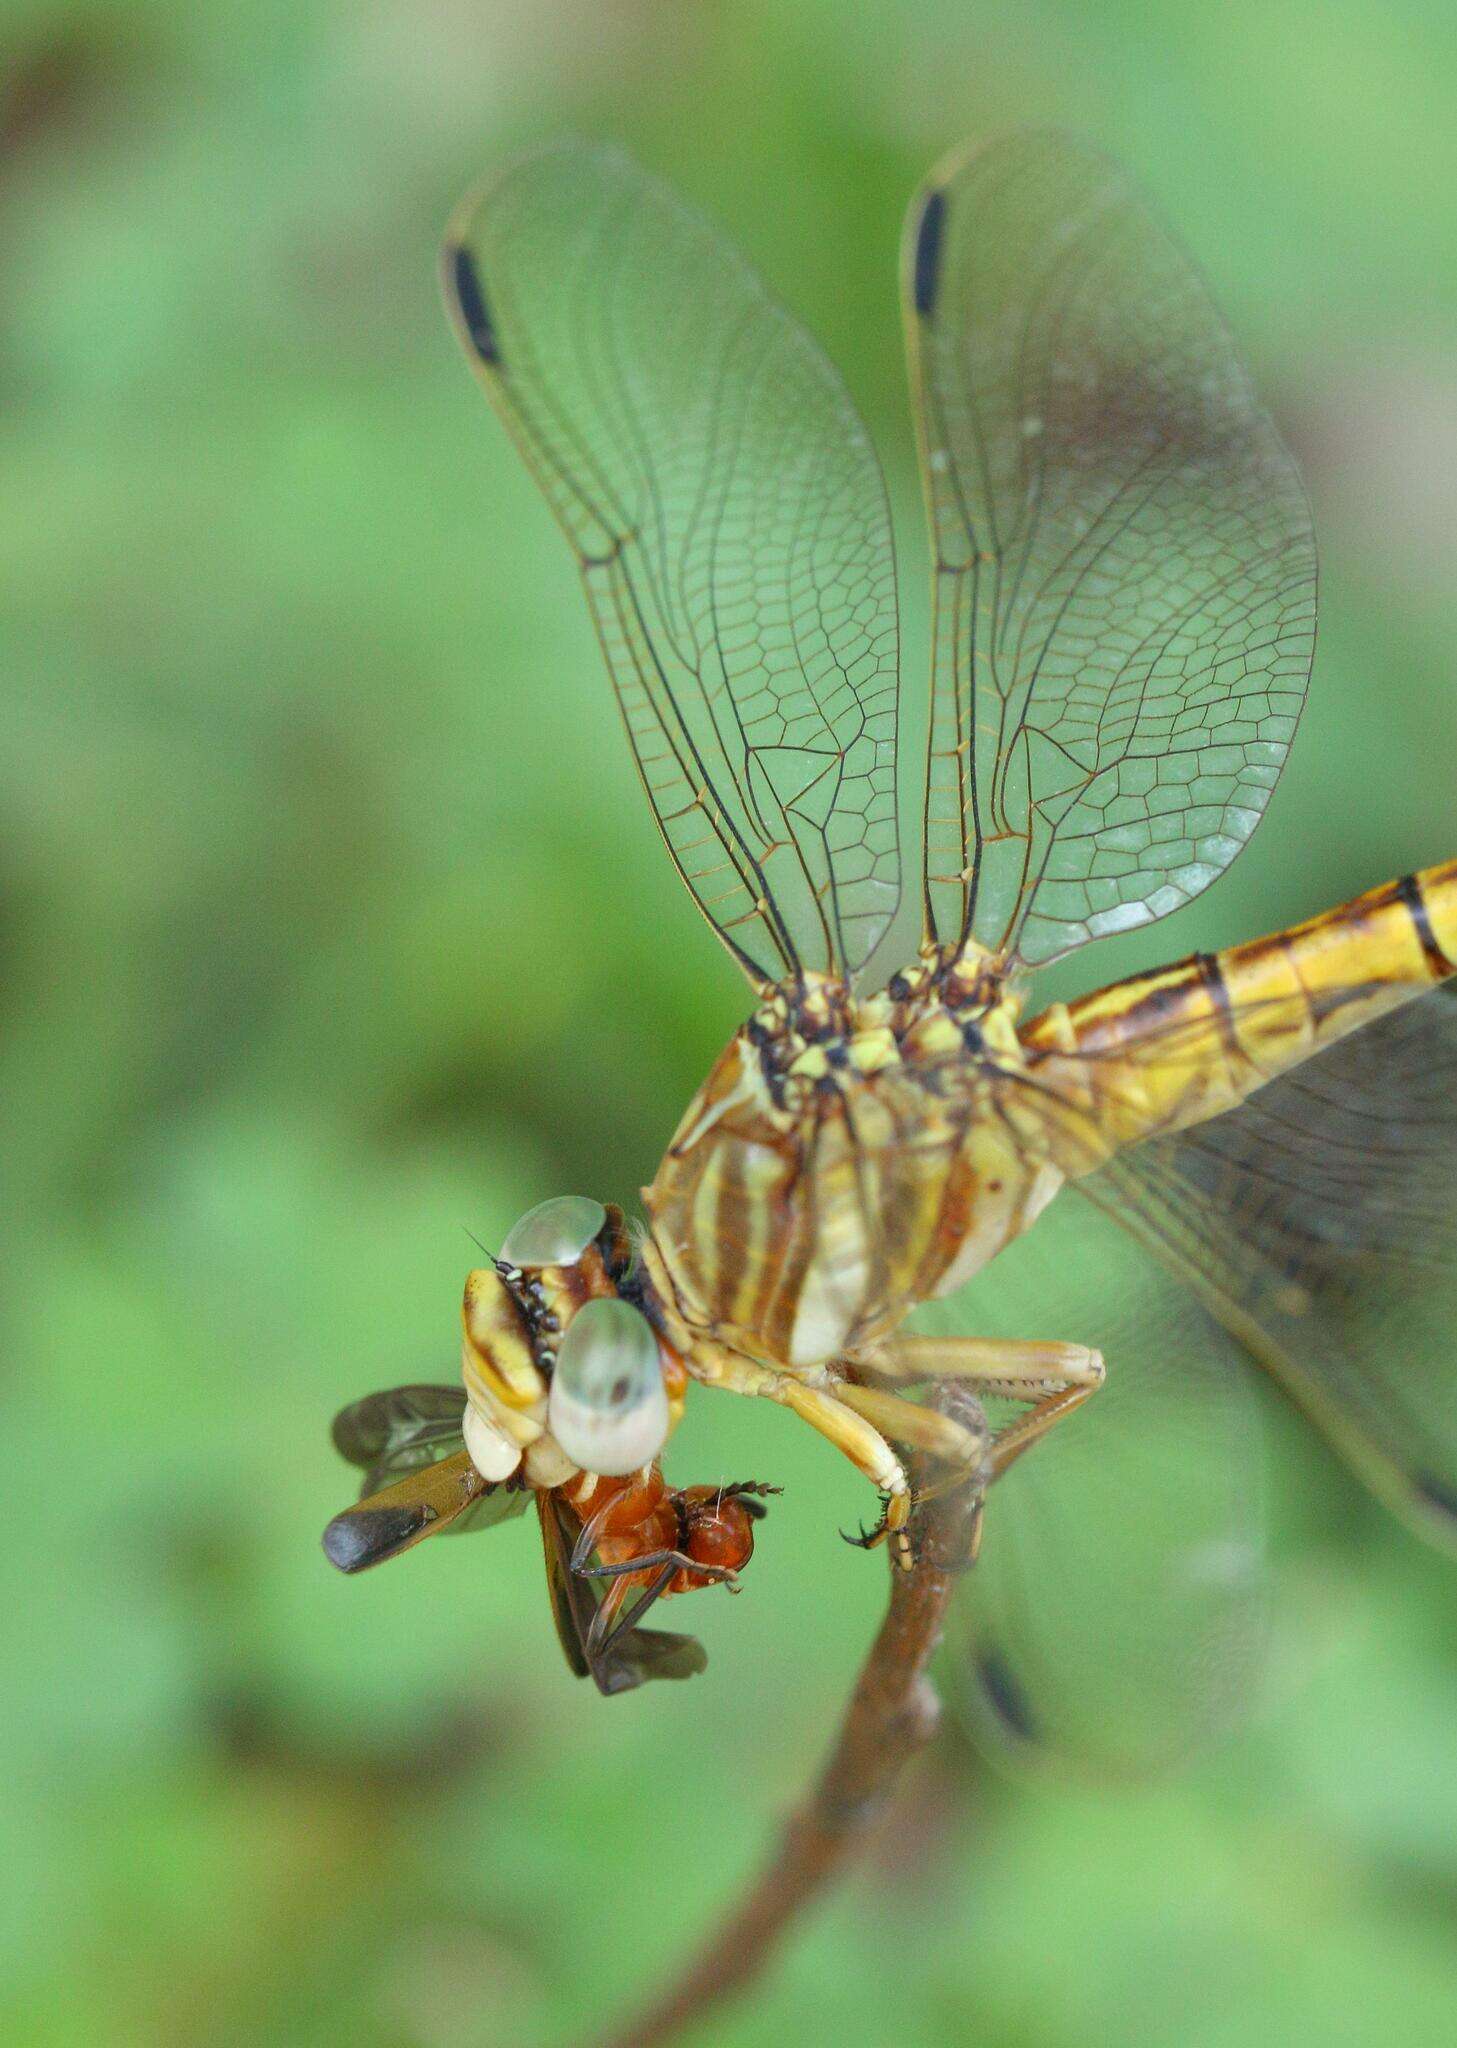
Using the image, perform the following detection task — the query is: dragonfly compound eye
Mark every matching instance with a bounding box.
[498,1195,607,1269]
[548,1296,670,1476]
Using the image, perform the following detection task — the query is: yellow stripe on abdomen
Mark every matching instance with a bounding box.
[1023,858,1457,1154]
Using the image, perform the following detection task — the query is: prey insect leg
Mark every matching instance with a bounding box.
[570,1545,740,1587]
[567,1486,743,1589]
[586,1563,678,1661]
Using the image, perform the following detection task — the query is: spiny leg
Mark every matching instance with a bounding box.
[836,1379,991,1464]
[854,1335,1105,1482]
[833,1380,991,1548]
[861,1335,1102,1389]
[702,1354,915,1565]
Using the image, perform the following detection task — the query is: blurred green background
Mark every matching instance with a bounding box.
[6,1,1457,2042]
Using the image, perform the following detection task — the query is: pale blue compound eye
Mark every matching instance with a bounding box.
[548,1297,670,1476]
[498,1195,606,1269]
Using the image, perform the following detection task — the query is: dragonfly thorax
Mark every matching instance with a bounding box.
[645,956,1076,1372]
[738,951,1026,1113]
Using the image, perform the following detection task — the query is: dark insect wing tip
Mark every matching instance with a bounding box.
[322,1503,430,1574]
[1413,1472,1457,1525]
[975,1647,1037,1744]
[591,1628,709,1694]
[589,1654,644,1699]
[446,241,501,365]
[912,187,947,317]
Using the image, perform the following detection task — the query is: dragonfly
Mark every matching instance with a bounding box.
[325,130,1457,1765]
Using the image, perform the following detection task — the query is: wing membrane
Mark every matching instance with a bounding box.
[915,1191,1268,1777]
[445,142,901,987]
[331,1383,469,1495]
[1078,980,1457,1550]
[903,131,1316,966]
[327,1384,528,1542]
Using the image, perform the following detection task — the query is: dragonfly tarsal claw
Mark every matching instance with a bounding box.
[840,1488,913,1561]
[839,1505,888,1551]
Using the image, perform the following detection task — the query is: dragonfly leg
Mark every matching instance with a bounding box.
[834,1380,990,1482]
[704,1353,914,1565]
[856,1336,1105,1482]
[833,1380,992,1551]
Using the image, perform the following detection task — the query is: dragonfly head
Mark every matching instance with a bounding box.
[461,1197,688,1486]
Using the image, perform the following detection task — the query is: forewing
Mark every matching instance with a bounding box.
[914,1190,1268,1777]
[904,131,1316,966]
[445,141,901,987]
[1078,979,1457,1550]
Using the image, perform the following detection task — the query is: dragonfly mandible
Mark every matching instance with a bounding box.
[324,132,1457,1759]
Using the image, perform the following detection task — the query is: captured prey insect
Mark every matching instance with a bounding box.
[325,130,1457,1764]
[323,1200,776,1694]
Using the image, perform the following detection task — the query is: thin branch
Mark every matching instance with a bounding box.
[591,1387,988,2048]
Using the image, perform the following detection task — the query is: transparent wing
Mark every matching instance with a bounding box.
[914,1190,1268,1777]
[445,141,901,987]
[1078,980,1457,1551]
[903,130,1316,966]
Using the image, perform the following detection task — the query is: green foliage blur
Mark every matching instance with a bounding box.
[6,2,1457,2042]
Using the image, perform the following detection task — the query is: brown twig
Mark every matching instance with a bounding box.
[591,1388,987,2048]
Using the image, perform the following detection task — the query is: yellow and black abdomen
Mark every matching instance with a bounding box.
[1023,859,1457,1156]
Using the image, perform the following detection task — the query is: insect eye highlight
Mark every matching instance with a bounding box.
[547,1297,670,1476]
[499,1195,606,1269]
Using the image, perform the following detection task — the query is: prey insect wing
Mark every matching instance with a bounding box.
[538,1491,707,1696]
[536,1490,596,1681]
[322,1449,528,1574]
[330,1382,472,1496]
